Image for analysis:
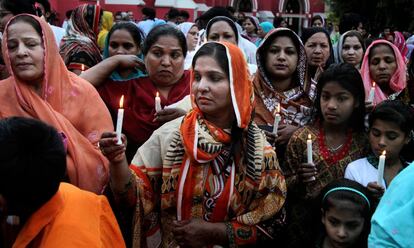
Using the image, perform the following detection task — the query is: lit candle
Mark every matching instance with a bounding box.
[377,150,386,187]
[115,95,124,145]
[367,82,376,103]
[155,92,162,112]
[272,103,282,134]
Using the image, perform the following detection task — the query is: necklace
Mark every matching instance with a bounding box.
[327,143,344,152]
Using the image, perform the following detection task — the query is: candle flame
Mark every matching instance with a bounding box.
[81,64,85,71]
[373,82,376,87]
[382,150,386,156]
[307,134,311,140]
[273,103,281,116]
[156,92,159,97]
[119,95,124,108]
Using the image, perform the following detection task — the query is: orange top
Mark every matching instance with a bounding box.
[0,14,113,193]
[13,183,125,248]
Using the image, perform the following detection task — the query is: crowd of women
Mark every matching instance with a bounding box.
[0,1,413,247]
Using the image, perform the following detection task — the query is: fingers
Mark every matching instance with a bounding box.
[154,108,186,123]
[298,163,317,182]
[101,131,117,139]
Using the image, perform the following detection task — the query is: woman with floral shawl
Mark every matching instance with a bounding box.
[59,4,102,74]
[360,39,406,106]
[0,14,112,194]
[99,42,286,247]
[253,28,314,160]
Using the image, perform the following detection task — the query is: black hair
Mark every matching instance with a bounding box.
[9,14,42,37]
[142,24,187,56]
[141,7,155,20]
[273,17,286,28]
[243,16,258,32]
[107,22,145,49]
[313,63,366,132]
[195,6,234,30]
[65,9,73,19]
[0,0,36,15]
[167,7,180,20]
[179,10,189,19]
[339,12,362,34]
[369,100,413,136]
[192,42,229,78]
[342,30,366,54]
[319,178,372,248]
[205,16,239,44]
[0,117,66,220]
[225,6,235,15]
[368,42,396,62]
[36,0,51,13]
[409,49,414,82]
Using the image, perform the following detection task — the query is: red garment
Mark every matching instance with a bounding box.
[97,71,191,147]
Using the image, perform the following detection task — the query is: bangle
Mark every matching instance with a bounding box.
[225,222,236,248]
[111,172,134,196]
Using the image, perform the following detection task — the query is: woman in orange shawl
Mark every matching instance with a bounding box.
[0,14,113,194]
[99,42,287,247]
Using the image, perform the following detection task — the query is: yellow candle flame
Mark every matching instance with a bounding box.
[156,92,159,98]
[372,82,376,87]
[273,103,281,116]
[307,134,311,140]
[119,95,124,108]
[382,150,386,156]
[81,64,85,71]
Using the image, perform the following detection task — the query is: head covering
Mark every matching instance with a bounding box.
[246,16,260,31]
[97,11,114,50]
[393,31,408,58]
[60,4,102,70]
[253,28,313,127]
[360,40,407,105]
[335,30,365,66]
[0,14,113,193]
[205,16,239,43]
[177,22,196,37]
[301,27,335,68]
[259,21,274,34]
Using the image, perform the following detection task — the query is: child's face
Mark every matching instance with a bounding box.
[369,119,409,158]
[322,200,365,248]
[320,81,357,126]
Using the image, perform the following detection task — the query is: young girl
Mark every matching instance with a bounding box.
[345,100,413,200]
[283,63,369,247]
[317,178,372,248]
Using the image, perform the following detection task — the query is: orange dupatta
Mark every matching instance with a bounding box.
[0,15,113,193]
[177,42,253,222]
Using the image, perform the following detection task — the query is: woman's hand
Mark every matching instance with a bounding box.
[99,132,127,164]
[171,219,227,247]
[297,162,317,183]
[276,124,299,145]
[154,108,187,123]
[263,130,277,147]
[367,182,385,200]
[115,54,146,71]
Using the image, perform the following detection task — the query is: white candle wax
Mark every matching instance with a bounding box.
[377,150,386,187]
[155,92,162,112]
[273,103,281,134]
[367,82,376,103]
[307,134,313,164]
[115,95,124,145]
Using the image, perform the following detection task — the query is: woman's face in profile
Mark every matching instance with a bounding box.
[7,21,45,85]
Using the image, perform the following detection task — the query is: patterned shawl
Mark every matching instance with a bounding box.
[0,15,113,193]
[360,40,407,105]
[253,28,313,127]
[59,4,102,70]
[129,42,286,247]
[393,31,408,59]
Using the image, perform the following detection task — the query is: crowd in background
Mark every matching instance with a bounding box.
[0,0,414,247]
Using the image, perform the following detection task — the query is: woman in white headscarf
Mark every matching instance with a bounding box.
[178,22,199,69]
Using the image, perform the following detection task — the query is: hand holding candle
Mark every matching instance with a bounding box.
[155,92,162,112]
[272,103,282,134]
[115,95,124,145]
[367,82,376,103]
[377,150,386,187]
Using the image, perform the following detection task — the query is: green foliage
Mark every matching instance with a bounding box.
[325,0,414,33]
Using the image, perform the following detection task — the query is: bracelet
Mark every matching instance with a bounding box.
[111,172,134,196]
[225,222,236,248]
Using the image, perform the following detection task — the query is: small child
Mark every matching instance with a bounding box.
[317,178,372,248]
[345,100,413,200]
